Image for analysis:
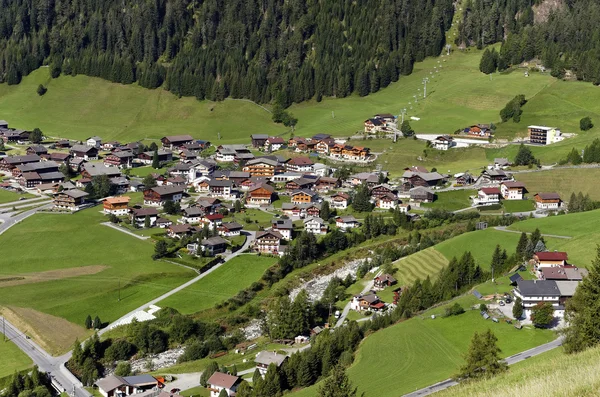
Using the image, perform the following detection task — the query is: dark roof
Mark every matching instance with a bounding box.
[535,192,561,200]
[502,181,526,188]
[517,280,560,297]
[202,236,228,246]
[71,145,97,154]
[132,208,159,216]
[272,218,293,229]
[221,222,243,230]
[184,207,204,216]
[288,156,314,166]
[256,230,283,240]
[207,372,240,389]
[251,134,269,140]
[509,273,524,283]
[150,185,185,195]
[292,189,317,197]
[163,135,194,143]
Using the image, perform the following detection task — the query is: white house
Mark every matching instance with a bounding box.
[475,187,501,205]
[312,163,329,177]
[86,136,102,148]
[330,192,349,209]
[181,207,204,224]
[500,181,526,200]
[432,135,455,151]
[534,192,562,210]
[271,218,293,240]
[513,279,578,320]
[255,351,288,377]
[304,217,328,235]
[95,374,159,397]
[376,193,398,209]
[218,222,243,237]
[206,372,241,397]
[336,215,360,231]
[528,125,564,145]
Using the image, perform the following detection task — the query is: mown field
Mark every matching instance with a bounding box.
[0,339,32,380]
[0,209,194,354]
[392,247,449,286]
[422,190,475,211]
[515,168,600,201]
[0,189,35,204]
[159,254,278,314]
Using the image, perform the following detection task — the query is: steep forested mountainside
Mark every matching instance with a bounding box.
[0,0,454,105]
[457,0,600,83]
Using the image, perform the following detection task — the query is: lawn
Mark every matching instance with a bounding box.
[0,209,195,354]
[502,199,535,213]
[227,209,273,231]
[421,190,476,211]
[179,387,208,397]
[0,189,35,204]
[0,339,32,379]
[392,247,449,286]
[159,255,278,314]
[515,168,600,201]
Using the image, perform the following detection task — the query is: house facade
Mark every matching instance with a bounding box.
[143,186,184,206]
[304,217,328,235]
[534,193,562,209]
[103,196,131,215]
[254,230,283,255]
[501,181,526,200]
[475,187,501,205]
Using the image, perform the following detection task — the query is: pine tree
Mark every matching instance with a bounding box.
[235,381,252,397]
[351,183,372,212]
[144,215,151,228]
[318,365,360,397]
[152,150,160,169]
[512,297,523,319]
[530,228,542,247]
[85,315,92,329]
[514,144,536,166]
[580,117,594,131]
[400,120,414,137]
[458,329,507,379]
[516,232,528,260]
[320,201,331,220]
[93,316,101,329]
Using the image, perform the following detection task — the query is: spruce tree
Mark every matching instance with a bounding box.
[513,297,523,319]
[152,150,160,169]
[318,365,360,397]
[93,316,101,329]
[400,120,414,137]
[85,315,92,329]
[516,232,528,260]
[458,329,507,379]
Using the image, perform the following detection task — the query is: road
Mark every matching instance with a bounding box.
[402,337,563,396]
[494,226,572,239]
[101,222,150,240]
[0,202,53,235]
[334,271,379,328]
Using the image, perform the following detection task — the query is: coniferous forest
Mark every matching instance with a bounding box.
[0,0,454,105]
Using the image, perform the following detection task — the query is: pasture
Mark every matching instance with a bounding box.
[159,255,278,314]
[515,168,600,201]
[422,190,475,211]
[0,189,35,204]
[0,337,32,380]
[392,248,450,286]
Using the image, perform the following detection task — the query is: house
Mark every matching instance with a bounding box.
[70,157,86,173]
[264,137,285,152]
[242,158,281,177]
[207,372,241,397]
[161,135,195,150]
[218,222,243,237]
[110,177,130,194]
[513,279,577,319]
[86,136,102,148]
[216,144,252,162]
[534,252,569,269]
[0,120,8,129]
[103,196,131,215]
[1,129,30,142]
[47,152,72,165]
[156,218,172,228]
[409,186,435,203]
[315,140,333,155]
[208,179,235,199]
[182,207,204,224]
[432,135,455,150]
[70,145,99,160]
[104,151,134,168]
[246,183,275,206]
[201,213,224,230]
[528,126,564,145]
[201,236,228,256]
[26,145,47,156]
[143,186,184,206]
[402,171,445,188]
[130,207,159,228]
[304,217,328,235]
[475,187,501,205]
[350,293,385,311]
[285,177,317,193]
[349,172,380,187]
[286,156,314,173]
[534,193,562,210]
[14,160,59,178]
[95,374,160,397]
[464,124,493,137]
[251,134,269,148]
[53,189,89,211]
[179,150,198,162]
[336,215,360,231]
[254,230,283,255]
[291,189,318,204]
[138,150,173,166]
[314,177,339,192]
[102,141,120,150]
[255,351,288,377]
[374,274,397,289]
[168,224,192,238]
[271,218,294,240]
[364,118,386,134]
[499,181,526,200]
[0,154,41,171]
[81,163,122,179]
[55,139,71,148]
[370,184,395,199]
[376,192,399,209]
[479,169,510,183]
[493,158,512,169]
[330,192,349,209]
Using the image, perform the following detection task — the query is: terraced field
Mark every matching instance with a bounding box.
[393,248,450,285]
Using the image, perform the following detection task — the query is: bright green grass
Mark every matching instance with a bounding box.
[228,209,273,231]
[0,339,32,379]
[129,166,162,178]
[0,69,285,143]
[0,209,194,326]
[508,209,600,237]
[515,168,600,201]
[502,199,535,213]
[159,255,278,314]
[392,247,450,286]
[0,189,35,204]
[180,387,209,397]
[422,190,476,211]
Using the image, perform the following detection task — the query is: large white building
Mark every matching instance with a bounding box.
[513,279,578,320]
[528,126,564,145]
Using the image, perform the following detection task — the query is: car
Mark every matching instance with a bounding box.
[170,389,180,394]
[505,298,512,304]
[19,197,26,200]
[499,300,505,306]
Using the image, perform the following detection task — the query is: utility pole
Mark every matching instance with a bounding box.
[118,278,121,302]
[422,77,430,98]
[3,317,5,342]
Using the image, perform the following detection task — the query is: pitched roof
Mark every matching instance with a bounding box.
[255,351,287,367]
[249,183,275,193]
[122,375,157,386]
[103,196,130,204]
[150,185,185,195]
[71,144,97,153]
[535,192,561,200]
[251,134,269,140]
[62,189,89,199]
[95,375,127,392]
[535,251,568,261]
[555,280,579,297]
[272,218,293,229]
[201,236,228,246]
[288,156,314,166]
[480,187,501,195]
[516,280,560,297]
[337,215,358,223]
[502,181,526,188]
[132,207,159,216]
[207,372,240,389]
[292,189,317,197]
[256,230,283,240]
[163,135,194,143]
[266,137,285,144]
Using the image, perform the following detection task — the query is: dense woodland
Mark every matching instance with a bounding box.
[0,0,454,105]
[459,0,600,83]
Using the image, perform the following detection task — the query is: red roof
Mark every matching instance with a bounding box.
[205,214,224,221]
[371,302,386,309]
[502,181,526,188]
[480,187,501,195]
[535,251,568,261]
[288,156,313,166]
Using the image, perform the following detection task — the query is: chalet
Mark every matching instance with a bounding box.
[330,144,370,161]
[104,151,134,168]
[47,152,71,165]
[179,150,197,162]
[207,372,241,397]
[254,230,283,255]
[330,192,349,209]
[286,177,317,193]
[540,266,588,281]
[156,218,172,228]
[196,197,222,214]
[55,139,71,148]
[167,176,186,186]
[242,158,281,177]
[255,351,288,377]
[493,158,512,169]
[286,156,314,173]
[432,135,455,150]
[534,252,569,268]
[402,171,445,188]
[454,173,475,186]
[216,145,252,162]
[161,135,194,150]
[312,163,330,177]
[218,222,243,237]
[336,215,360,231]
[168,224,192,238]
[81,164,122,179]
[182,141,206,152]
[182,207,204,224]
[315,140,333,155]
[264,137,285,152]
[20,171,64,188]
[138,150,173,166]
[130,207,159,227]
[0,154,41,171]
[144,186,184,206]
[26,145,47,156]
[194,159,217,177]
[350,293,385,311]
[250,134,269,148]
[376,192,399,209]
[70,157,86,172]
[534,192,562,210]
[103,196,131,216]
[70,145,98,160]
[374,274,397,289]
[246,183,275,206]
[201,213,224,230]
[201,236,228,256]
[53,189,89,211]
[500,181,526,200]
[364,117,386,134]
[1,129,30,142]
[168,162,196,183]
[479,169,510,183]
[305,203,322,218]
[464,124,493,137]
[281,203,304,218]
[271,218,293,240]
[14,161,59,177]
[370,184,395,199]
[513,279,576,320]
[86,136,102,148]
[196,180,210,192]
[475,187,501,205]
[304,217,328,235]
[291,189,318,204]
[208,179,234,198]
[95,374,161,397]
[102,141,120,150]
[0,120,7,129]
[349,172,380,187]
[270,172,302,184]
[315,177,340,192]
[409,186,435,203]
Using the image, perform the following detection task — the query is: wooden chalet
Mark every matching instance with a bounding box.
[0,155,41,171]
[53,189,89,211]
[26,145,47,156]
[254,230,283,255]
[70,145,98,161]
[104,151,134,168]
[250,134,269,148]
[246,183,275,206]
[161,135,194,149]
[291,189,317,204]
[143,185,184,206]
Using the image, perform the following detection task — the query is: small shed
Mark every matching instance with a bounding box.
[481,311,490,320]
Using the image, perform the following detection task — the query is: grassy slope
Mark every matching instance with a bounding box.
[159,254,278,314]
[422,190,476,211]
[0,209,194,326]
[392,247,449,286]
[0,190,35,204]
[515,168,600,201]
[0,339,32,379]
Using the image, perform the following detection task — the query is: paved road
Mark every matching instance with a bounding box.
[0,196,49,208]
[101,222,150,240]
[0,202,53,236]
[0,317,91,397]
[402,337,563,396]
[494,226,572,239]
[334,271,380,328]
